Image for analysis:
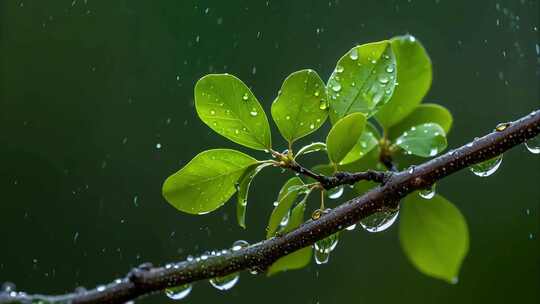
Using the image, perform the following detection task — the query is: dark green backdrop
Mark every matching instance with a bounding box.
[1,1,538,303]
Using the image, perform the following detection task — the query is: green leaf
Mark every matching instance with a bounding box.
[340,122,380,165]
[294,142,326,160]
[236,163,272,228]
[266,177,304,238]
[396,123,447,157]
[376,35,432,128]
[195,74,272,150]
[271,69,329,143]
[162,149,258,214]
[388,103,453,140]
[326,113,366,164]
[399,194,469,283]
[267,200,311,275]
[327,40,397,123]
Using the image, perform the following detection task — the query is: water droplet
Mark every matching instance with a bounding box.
[279,210,290,227]
[314,233,339,264]
[419,184,436,199]
[378,75,389,84]
[1,282,15,293]
[319,99,328,110]
[327,186,344,199]
[495,122,510,132]
[165,284,192,300]
[470,154,503,177]
[314,90,320,97]
[210,110,216,115]
[231,240,249,251]
[331,83,341,92]
[249,108,258,116]
[242,93,249,101]
[335,65,344,73]
[309,123,315,129]
[360,208,399,233]
[429,147,438,157]
[96,285,106,292]
[285,115,291,120]
[408,166,416,174]
[386,64,394,73]
[234,129,240,135]
[345,223,357,231]
[209,273,239,291]
[349,48,359,60]
[156,143,162,149]
[524,136,540,154]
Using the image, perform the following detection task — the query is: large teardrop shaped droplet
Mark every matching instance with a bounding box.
[165,284,192,300]
[524,136,540,154]
[327,186,344,200]
[313,233,339,264]
[419,184,436,200]
[470,154,503,177]
[360,208,399,233]
[209,272,239,291]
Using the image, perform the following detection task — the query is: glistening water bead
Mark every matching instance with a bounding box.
[313,233,339,265]
[470,154,503,177]
[327,185,344,199]
[419,184,436,199]
[359,209,399,233]
[209,272,240,291]
[165,284,192,300]
[524,135,540,154]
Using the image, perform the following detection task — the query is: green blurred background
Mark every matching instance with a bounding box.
[1,0,538,303]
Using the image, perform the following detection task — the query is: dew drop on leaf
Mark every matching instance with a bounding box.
[165,284,192,300]
[242,93,249,101]
[470,154,503,177]
[209,272,239,291]
[360,208,399,233]
[349,48,359,60]
[331,83,341,92]
[249,108,258,116]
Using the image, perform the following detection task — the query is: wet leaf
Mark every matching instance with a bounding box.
[236,163,272,228]
[376,35,432,128]
[326,113,366,164]
[340,122,380,165]
[294,142,326,160]
[327,40,397,123]
[195,74,272,150]
[271,69,328,143]
[162,149,258,214]
[399,194,469,283]
[266,177,304,238]
[388,103,453,140]
[396,123,447,157]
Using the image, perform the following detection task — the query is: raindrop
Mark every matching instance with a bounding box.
[494,122,510,132]
[349,48,359,60]
[209,273,239,291]
[419,184,436,199]
[165,284,192,300]
[335,65,344,73]
[327,186,344,199]
[96,285,106,292]
[524,136,540,154]
[249,108,258,116]
[210,110,216,115]
[279,210,290,227]
[319,99,328,110]
[314,90,320,97]
[314,233,339,265]
[386,64,394,73]
[156,143,162,149]
[285,115,291,120]
[331,83,341,92]
[231,240,249,251]
[408,166,415,174]
[309,123,315,129]
[378,75,389,85]
[345,223,357,231]
[360,208,399,233]
[242,93,249,101]
[470,154,503,177]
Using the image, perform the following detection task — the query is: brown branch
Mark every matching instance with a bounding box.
[1,109,539,304]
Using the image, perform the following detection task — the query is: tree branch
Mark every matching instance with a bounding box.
[1,109,539,304]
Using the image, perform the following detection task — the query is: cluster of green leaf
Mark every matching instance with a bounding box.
[162,35,468,283]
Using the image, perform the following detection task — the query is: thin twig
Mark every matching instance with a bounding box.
[1,109,539,304]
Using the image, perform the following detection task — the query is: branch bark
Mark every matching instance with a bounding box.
[1,109,539,304]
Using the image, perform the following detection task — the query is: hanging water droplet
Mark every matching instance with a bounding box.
[408,166,416,174]
[349,48,359,60]
[231,240,249,251]
[331,83,341,92]
[360,208,399,233]
[242,93,249,101]
[249,108,258,116]
[327,186,344,199]
[524,136,540,154]
[470,154,503,177]
[313,233,339,265]
[209,273,239,291]
[165,284,192,300]
[419,184,436,199]
[345,223,357,231]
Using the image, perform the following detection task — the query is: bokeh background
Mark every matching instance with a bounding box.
[1,0,539,303]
